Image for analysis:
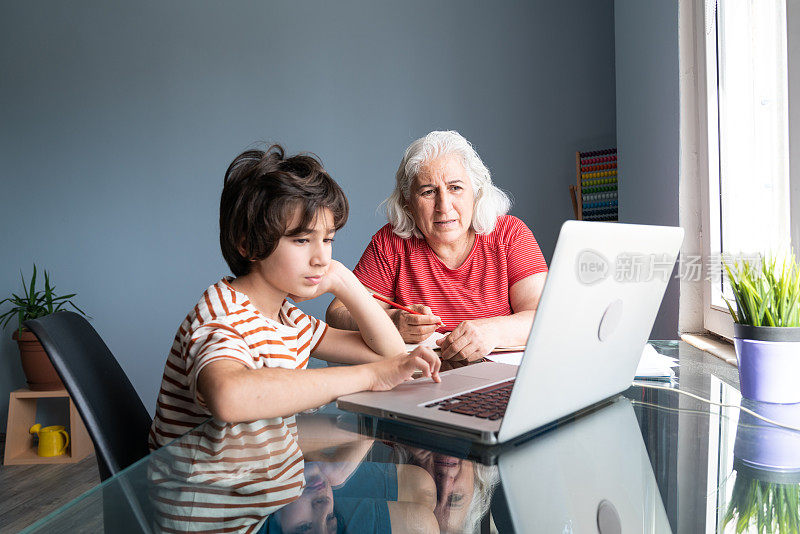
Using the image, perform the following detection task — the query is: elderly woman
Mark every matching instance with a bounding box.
[326,131,548,361]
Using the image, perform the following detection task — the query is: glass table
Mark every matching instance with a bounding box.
[20,341,800,533]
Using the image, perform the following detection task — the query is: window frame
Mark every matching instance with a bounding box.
[701,0,734,339]
[698,0,798,340]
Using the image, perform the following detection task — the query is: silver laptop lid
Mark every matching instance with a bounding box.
[498,221,683,442]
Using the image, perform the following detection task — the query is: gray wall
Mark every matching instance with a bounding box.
[615,0,680,339]
[0,1,616,430]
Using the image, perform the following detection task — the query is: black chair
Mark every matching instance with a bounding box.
[25,311,152,480]
[26,311,155,533]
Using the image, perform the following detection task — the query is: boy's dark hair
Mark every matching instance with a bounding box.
[220,144,349,276]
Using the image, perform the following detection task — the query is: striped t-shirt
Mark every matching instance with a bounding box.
[353,215,548,332]
[147,278,328,531]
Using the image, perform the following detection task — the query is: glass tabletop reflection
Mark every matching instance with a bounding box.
[21,341,800,533]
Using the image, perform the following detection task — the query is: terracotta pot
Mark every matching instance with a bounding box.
[12,329,64,391]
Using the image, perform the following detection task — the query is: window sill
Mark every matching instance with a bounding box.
[680,333,738,367]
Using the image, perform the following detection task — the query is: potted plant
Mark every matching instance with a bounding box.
[0,265,87,391]
[722,396,800,532]
[724,254,800,404]
[722,462,800,533]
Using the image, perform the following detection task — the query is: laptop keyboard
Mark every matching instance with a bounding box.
[424,380,515,420]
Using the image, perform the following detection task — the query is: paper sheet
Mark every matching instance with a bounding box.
[407,332,526,356]
[635,344,678,379]
[486,351,524,366]
[484,343,678,379]
[405,331,447,352]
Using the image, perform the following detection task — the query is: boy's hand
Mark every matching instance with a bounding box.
[289,260,350,302]
[391,304,443,343]
[367,347,441,391]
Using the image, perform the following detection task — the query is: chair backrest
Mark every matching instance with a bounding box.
[25,311,152,481]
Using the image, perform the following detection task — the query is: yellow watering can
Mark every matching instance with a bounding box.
[29,424,70,457]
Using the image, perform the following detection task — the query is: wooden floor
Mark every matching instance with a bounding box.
[0,434,100,533]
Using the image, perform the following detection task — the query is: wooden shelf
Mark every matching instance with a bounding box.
[3,388,94,466]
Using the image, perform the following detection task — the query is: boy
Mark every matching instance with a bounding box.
[148,145,441,456]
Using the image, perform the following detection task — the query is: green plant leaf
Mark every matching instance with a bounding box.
[67,300,88,317]
[50,294,76,301]
[724,252,800,328]
[724,297,741,324]
[0,313,16,329]
[1,265,88,331]
[28,264,36,305]
[44,270,53,314]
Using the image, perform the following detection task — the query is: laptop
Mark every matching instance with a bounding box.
[495,396,672,533]
[337,220,684,445]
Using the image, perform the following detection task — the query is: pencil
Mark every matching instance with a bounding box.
[371,293,444,326]
[371,293,421,315]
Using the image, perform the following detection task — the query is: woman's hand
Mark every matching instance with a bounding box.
[391,304,442,343]
[436,319,498,361]
[367,347,441,391]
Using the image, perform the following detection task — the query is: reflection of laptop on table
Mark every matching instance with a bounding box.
[495,397,672,533]
[337,221,684,445]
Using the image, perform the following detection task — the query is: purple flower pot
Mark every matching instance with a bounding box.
[733,399,800,473]
[733,324,800,404]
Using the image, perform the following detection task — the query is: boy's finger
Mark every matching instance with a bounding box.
[408,346,432,359]
[411,346,436,357]
[423,353,442,382]
[429,354,441,381]
[413,356,431,377]
[414,355,441,383]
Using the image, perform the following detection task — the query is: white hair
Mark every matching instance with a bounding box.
[388,446,500,534]
[461,463,499,534]
[385,130,512,239]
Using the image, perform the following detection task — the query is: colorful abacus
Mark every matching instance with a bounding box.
[572,148,618,221]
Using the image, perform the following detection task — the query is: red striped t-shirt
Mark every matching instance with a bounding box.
[353,215,548,332]
[147,278,328,531]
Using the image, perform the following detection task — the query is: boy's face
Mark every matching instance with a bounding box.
[250,207,335,301]
[276,464,337,534]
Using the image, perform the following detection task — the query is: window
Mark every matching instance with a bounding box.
[701,0,791,338]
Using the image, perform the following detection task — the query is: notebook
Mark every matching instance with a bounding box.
[405,332,524,354]
[337,221,684,445]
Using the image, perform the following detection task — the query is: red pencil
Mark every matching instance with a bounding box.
[371,293,421,315]
[371,294,443,325]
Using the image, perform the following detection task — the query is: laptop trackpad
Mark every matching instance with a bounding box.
[390,374,491,400]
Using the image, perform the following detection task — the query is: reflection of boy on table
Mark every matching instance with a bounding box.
[269,415,438,534]
[149,413,437,533]
[147,145,440,533]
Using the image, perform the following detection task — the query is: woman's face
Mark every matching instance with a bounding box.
[406,156,475,248]
[407,448,476,533]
